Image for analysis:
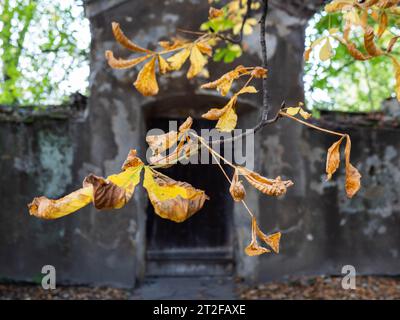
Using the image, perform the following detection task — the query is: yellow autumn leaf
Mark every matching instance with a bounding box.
[299,108,312,119]
[146,130,179,156]
[28,150,144,219]
[105,51,151,69]
[134,56,159,96]
[216,104,238,132]
[201,105,230,121]
[344,135,361,198]
[143,167,209,222]
[390,56,400,101]
[329,28,339,35]
[343,9,361,26]
[159,37,188,51]
[157,54,171,74]
[245,217,271,256]
[237,85,258,95]
[106,166,143,202]
[187,44,208,79]
[167,47,191,70]
[286,107,300,116]
[325,0,354,13]
[319,38,334,61]
[146,116,193,159]
[149,138,186,167]
[201,65,248,96]
[202,96,235,121]
[28,187,93,220]
[257,229,281,254]
[111,22,152,53]
[326,136,345,180]
[196,42,213,57]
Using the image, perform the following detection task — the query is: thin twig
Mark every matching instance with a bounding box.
[279,112,346,137]
[216,0,253,44]
[207,136,255,218]
[260,0,269,121]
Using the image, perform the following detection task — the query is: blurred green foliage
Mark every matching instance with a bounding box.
[0,0,90,108]
[304,12,399,113]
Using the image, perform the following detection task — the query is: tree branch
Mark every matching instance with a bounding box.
[210,0,282,147]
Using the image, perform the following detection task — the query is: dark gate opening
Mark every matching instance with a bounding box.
[145,117,234,276]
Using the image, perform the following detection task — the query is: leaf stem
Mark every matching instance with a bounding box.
[279,112,346,137]
[208,138,254,218]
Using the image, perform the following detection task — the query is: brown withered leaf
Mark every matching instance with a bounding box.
[143,167,209,222]
[245,217,271,256]
[377,0,400,9]
[387,36,399,53]
[121,149,144,170]
[83,174,127,210]
[255,224,281,254]
[251,67,268,78]
[179,116,193,133]
[364,26,384,57]
[304,47,312,62]
[344,135,361,198]
[238,166,294,196]
[209,7,224,19]
[105,51,151,69]
[112,22,152,53]
[326,136,345,180]
[377,11,388,38]
[229,168,246,202]
[201,65,248,96]
[134,56,159,96]
[345,41,370,60]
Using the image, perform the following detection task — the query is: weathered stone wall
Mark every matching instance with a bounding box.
[258,117,400,281]
[0,0,399,288]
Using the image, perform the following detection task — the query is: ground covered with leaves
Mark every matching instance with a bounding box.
[238,275,400,300]
[1,276,399,300]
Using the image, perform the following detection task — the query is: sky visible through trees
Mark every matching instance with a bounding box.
[0,0,90,107]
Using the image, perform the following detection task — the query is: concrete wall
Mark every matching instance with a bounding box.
[0,0,399,287]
